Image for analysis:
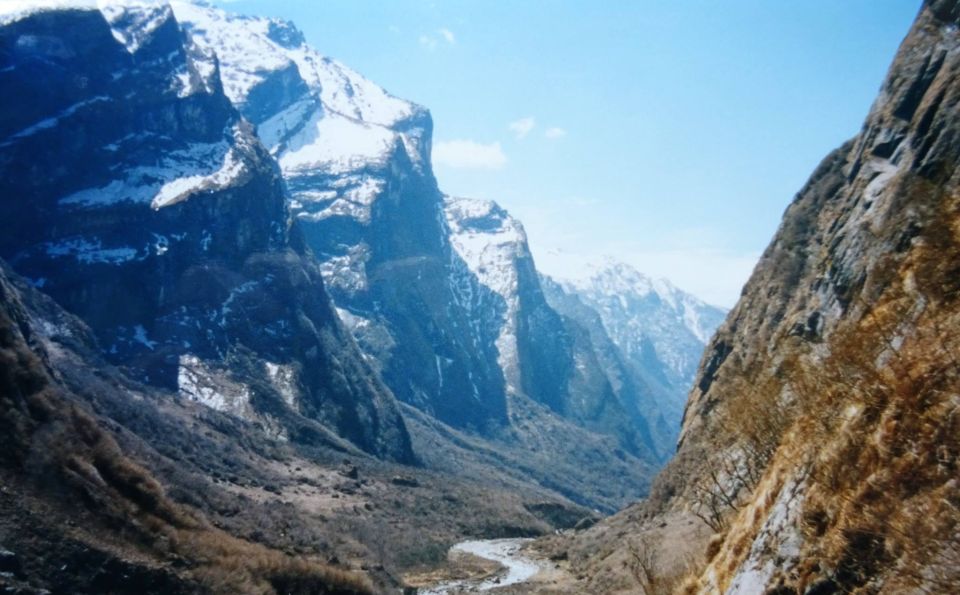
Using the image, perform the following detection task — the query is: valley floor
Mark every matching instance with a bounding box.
[405,538,580,594]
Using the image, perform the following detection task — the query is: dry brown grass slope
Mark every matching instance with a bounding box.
[0,263,374,594]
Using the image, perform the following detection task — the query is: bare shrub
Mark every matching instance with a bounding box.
[627,535,699,595]
[690,371,799,532]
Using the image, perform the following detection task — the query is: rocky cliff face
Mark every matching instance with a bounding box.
[171,1,510,432]
[555,2,960,592]
[444,197,660,461]
[0,3,412,462]
[171,1,667,488]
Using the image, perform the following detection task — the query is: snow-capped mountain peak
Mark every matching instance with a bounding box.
[551,259,727,429]
[169,1,417,128]
[564,259,720,344]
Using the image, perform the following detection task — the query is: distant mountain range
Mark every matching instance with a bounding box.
[0,0,727,500]
[543,262,727,455]
[166,2,725,473]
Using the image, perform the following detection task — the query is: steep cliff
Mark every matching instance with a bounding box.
[444,197,658,461]
[169,0,666,507]
[554,2,960,592]
[0,3,412,461]
[170,1,509,432]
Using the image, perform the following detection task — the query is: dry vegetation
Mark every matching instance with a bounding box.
[785,182,960,593]
[681,179,960,593]
[0,284,373,594]
[625,535,699,595]
[1,266,592,593]
[689,371,800,534]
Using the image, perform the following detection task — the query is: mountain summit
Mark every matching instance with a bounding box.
[0,2,414,461]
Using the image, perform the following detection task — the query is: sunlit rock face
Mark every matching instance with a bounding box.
[172,1,512,431]
[562,1,960,592]
[0,4,412,462]
[444,197,664,460]
[172,3,677,491]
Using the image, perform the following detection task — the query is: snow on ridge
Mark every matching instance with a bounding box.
[558,258,725,349]
[58,123,250,210]
[278,108,397,175]
[169,1,290,103]
[169,0,416,128]
[0,1,173,36]
[567,259,706,313]
[444,196,500,223]
[257,96,318,153]
[0,0,97,26]
[292,49,415,128]
[169,0,429,178]
[100,1,174,53]
[444,195,528,300]
[444,196,529,393]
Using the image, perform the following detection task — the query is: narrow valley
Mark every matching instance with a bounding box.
[0,1,956,594]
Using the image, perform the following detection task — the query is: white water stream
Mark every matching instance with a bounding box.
[419,538,546,594]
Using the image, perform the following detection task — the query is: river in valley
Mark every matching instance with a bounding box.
[418,538,547,594]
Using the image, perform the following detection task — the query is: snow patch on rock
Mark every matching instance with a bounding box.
[177,353,252,416]
[100,2,175,54]
[279,109,396,175]
[1,96,111,147]
[445,196,528,392]
[58,124,250,209]
[45,236,138,265]
[265,361,298,408]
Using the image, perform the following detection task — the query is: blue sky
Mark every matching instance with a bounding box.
[218,0,919,306]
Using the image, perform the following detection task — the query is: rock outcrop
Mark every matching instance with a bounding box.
[0,3,412,461]
[557,2,960,592]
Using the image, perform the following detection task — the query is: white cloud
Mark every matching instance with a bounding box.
[433,140,507,170]
[419,28,455,51]
[544,127,567,139]
[508,117,536,140]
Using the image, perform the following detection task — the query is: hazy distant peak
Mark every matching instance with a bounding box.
[559,258,726,345]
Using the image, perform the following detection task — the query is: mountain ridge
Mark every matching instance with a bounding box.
[0,1,414,461]
[544,260,727,454]
[170,0,686,506]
